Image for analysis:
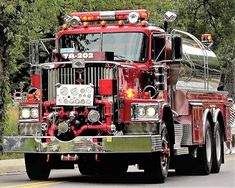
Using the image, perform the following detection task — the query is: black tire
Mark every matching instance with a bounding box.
[98,160,128,176]
[144,123,170,183]
[211,121,223,173]
[78,161,96,176]
[195,120,213,175]
[24,153,51,180]
[174,154,195,175]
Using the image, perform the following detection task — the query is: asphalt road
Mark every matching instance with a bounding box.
[0,154,234,188]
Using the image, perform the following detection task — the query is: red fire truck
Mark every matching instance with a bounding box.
[3,9,232,183]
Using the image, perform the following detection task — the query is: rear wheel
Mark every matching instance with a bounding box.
[174,154,194,175]
[211,121,222,173]
[195,120,213,175]
[144,123,170,183]
[25,153,51,180]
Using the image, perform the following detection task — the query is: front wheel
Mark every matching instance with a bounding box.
[144,123,170,183]
[25,153,51,180]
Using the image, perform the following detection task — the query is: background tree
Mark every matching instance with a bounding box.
[0,0,235,147]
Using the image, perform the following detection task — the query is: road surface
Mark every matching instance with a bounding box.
[0,154,234,188]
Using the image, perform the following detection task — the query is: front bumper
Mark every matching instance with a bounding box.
[3,135,161,154]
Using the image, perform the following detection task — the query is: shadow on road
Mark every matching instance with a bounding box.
[49,171,181,184]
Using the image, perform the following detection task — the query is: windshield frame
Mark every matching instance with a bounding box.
[59,31,149,63]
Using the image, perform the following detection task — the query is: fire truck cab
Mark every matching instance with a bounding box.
[3,9,232,183]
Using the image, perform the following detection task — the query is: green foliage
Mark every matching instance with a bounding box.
[3,105,19,136]
[0,0,235,131]
[0,153,23,160]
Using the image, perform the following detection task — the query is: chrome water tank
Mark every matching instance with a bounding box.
[169,38,220,91]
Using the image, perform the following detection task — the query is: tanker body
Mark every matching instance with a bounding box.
[3,10,232,183]
[176,37,220,91]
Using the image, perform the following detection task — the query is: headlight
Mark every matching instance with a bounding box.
[137,107,145,117]
[30,108,39,119]
[88,110,100,123]
[131,103,160,121]
[146,107,156,117]
[21,108,31,119]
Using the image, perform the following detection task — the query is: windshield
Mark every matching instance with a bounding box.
[59,32,148,62]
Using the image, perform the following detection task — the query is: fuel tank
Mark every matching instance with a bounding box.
[168,39,221,91]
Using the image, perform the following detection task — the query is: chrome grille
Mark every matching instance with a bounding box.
[85,66,114,93]
[45,65,115,101]
[47,68,76,101]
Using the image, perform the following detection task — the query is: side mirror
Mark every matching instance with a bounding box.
[171,36,182,60]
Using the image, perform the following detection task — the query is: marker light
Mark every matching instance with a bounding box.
[201,34,213,42]
[141,20,148,27]
[126,88,135,98]
[61,24,68,30]
[28,94,34,101]
[100,20,106,27]
[34,89,41,100]
[118,20,124,26]
[83,22,89,28]
[128,12,140,24]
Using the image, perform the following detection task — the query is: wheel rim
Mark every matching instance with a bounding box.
[215,129,221,161]
[161,130,170,171]
[206,129,212,163]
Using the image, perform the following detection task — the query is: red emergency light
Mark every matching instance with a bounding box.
[70,9,148,22]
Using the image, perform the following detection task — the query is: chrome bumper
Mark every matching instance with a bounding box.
[3,135,161,154]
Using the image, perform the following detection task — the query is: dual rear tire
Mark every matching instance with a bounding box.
[175,119,223,175]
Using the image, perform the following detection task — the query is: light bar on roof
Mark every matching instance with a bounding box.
[100,11,115,20]
[69,9,148,23]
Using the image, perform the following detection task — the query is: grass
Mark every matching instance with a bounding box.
[0,104,23,160]
[3,104,19,136]
[0,153,23,160]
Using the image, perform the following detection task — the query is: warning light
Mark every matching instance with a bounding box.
[126,88,135,98]
[201,33,214,47]
[201,34,213,42]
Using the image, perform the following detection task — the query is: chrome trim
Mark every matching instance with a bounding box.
[182,124,193,145]
[3,135,161,153]
[190,102,203,106]
[19,119,39,123]
[174,124,190,155]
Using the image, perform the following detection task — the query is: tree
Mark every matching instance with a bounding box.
[176,0,235,98]
[0,0,234,143]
